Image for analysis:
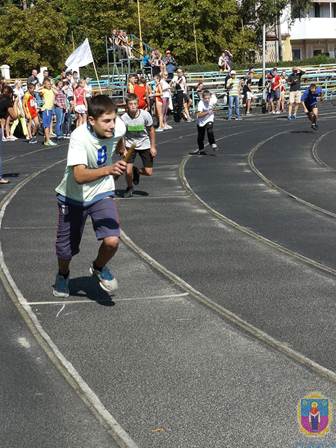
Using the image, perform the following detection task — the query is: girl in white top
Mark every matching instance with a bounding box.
[9,80,28,140]
[160,72,172,130]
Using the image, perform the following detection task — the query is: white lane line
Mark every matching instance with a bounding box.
[0,159,139,448]
[3,142,68,164]
[27,292,189,306]
[3,226,56,230]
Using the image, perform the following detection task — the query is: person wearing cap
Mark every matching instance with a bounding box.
[226,70,243,120]
[162,49,177,82]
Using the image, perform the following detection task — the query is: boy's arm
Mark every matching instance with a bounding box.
[148,125,157,157]
[73,161,127,184]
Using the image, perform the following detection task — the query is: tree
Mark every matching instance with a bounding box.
[0,1,67,76]
[239,0,312,28]
[142,0,256,65]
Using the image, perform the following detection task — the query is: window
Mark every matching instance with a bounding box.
[313,49,322,56]
[292,48,301,60]
[314,3,320,17]
[333,3,336,17]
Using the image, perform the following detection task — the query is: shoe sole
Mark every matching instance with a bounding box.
[89,267,118,294]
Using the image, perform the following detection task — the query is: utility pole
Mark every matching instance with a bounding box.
[193,22,199,64]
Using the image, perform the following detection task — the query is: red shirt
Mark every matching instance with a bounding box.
[271,75,281,91]
[134,84,147,109]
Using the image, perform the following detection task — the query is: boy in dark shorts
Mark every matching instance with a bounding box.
[301,83,323,130]
[53,95,127,297]
[121,93,157,198]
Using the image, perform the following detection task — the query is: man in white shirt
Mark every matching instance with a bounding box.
[53,95,127,298]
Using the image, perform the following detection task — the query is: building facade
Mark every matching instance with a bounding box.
[281,1,336,60]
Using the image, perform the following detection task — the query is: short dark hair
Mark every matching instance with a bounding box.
[87,95,117,118]
[310,83,317,89]
[126,93,138,104]
[202,89,211,97]
[27,83,35,89]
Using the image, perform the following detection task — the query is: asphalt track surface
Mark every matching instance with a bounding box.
[2,105,336,447]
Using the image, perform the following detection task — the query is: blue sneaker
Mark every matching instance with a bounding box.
[53,274,70,297]
[90,264,118,294]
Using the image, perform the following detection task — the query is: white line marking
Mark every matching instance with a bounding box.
[27,292,189,306]
[56,304,65,318]
[0,159,139,448]
[17,336,31,349]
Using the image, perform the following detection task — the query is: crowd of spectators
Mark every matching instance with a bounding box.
[0,69,93,147]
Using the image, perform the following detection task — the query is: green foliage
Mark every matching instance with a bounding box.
[0,0,67,76]
[0,0,312,77]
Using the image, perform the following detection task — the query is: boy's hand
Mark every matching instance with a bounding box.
[150,145,157,158]
[108,160,127,176]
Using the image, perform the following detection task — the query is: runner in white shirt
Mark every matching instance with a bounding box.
[53,95,127,298]
[190,90,218,155]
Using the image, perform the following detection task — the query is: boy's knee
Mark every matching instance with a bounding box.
[143,167,153,176]
[103,236,119,250]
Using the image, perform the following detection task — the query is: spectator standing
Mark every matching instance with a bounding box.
[162,49,177,82]
[288,67,305,120]
[150,49,163,77]
[279,70,287,113]
[54,80,67,139]
[10,80,29,140]
[226,70,242,120]
[160,72,172,130]
[84,78,93,99]
[74,80,87,127]
[23,83,39,144]
[0,86,18,182]
[0,85,17,141]
[270,68,281,114]
[27,69,39,87]
[127,74,138,94]
[243,71,253,115]
[153,74,165,132]
[40,78,56,146]
[134,75,149,111]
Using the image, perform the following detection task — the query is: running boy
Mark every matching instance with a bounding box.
[190,89,217,155]
[53,95,127,297]
[301,83,323,130]
[121,93,157,198]
[23,83,39,144]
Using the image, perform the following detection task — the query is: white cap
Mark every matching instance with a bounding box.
[230,70,236,75]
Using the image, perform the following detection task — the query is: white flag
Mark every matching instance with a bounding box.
[65,38,93,71]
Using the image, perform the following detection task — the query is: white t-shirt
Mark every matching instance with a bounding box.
[197,95,217,127]
[160,79,171,99]
[55,119,126,206]
[121,110,153,150]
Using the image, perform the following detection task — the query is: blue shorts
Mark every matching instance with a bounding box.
[271,90,280,101]
[305,102,317,113]
[55,196,120,260]
[42,109,53,128]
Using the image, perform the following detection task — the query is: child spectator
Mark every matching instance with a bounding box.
[23,83,39,144]
[74,80,87,127]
